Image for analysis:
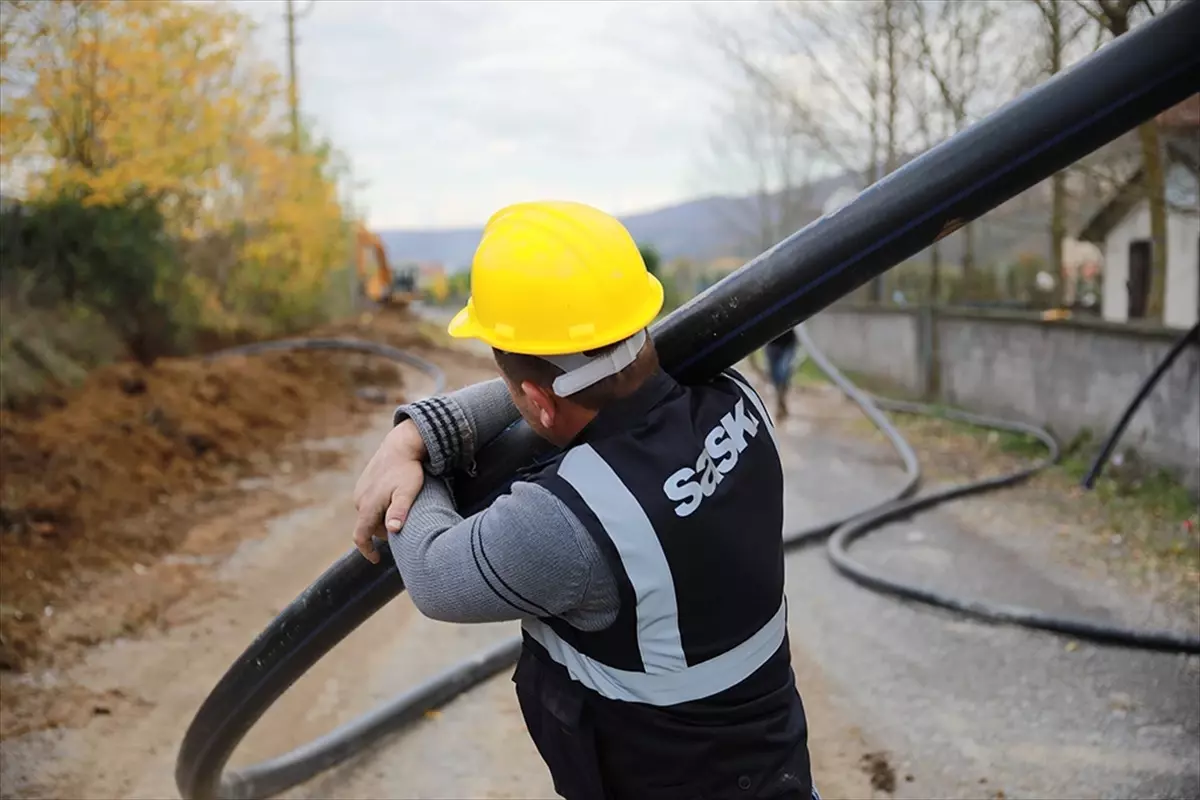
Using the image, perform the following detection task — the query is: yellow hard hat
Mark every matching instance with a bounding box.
[447,201,664,355]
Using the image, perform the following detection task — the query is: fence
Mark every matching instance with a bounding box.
[804,306,1200,491]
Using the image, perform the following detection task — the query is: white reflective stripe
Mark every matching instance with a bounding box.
[558,444,687,673]
[723,371,777,449]
[546,329,647,397]
[523,598,788,706]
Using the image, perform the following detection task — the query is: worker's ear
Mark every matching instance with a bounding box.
[520,380,557,430]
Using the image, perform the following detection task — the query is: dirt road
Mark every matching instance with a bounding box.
[2,327,1196,799]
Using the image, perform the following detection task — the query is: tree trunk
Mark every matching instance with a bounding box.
[1051,169,1066,304]
[961,221,976,297]
[927,243,941,398]
[1045,0,1067,306]
[930,242,942,304]
[884,0,898,176]
[1137,119,1168,321]
[866,3,884,305]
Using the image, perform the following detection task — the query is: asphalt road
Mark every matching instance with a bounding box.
[409,302,1200,799]
[772,405,1200,800]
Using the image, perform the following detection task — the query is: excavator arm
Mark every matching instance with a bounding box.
[355,226,417,309]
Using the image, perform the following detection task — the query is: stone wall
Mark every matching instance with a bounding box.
[804,307,1200,490]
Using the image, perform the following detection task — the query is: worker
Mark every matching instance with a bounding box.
[352,201,816,800]
[763,327,799,420]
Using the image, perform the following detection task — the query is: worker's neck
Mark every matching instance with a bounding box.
[552,371,658,446]
[550,404,598,447]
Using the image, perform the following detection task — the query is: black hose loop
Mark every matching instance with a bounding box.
[796,327,1200,655]
[784,326,922,548]
[220,637,523,800]
[176,325,1200,800]
[176,338,449,800]
[205,337,447,395]
[1080,321,1199,489]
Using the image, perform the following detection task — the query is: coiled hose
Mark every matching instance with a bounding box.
[1079,321,1200,490]
[203,337,447,393]
[176,330,1200,800]
[795,324,1200,653]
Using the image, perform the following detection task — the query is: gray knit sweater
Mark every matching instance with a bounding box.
[389,379,619,631]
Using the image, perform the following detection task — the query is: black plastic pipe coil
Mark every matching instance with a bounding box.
[176,329,1200,800]
[177,7,1200,792]
[1079,321,1200,490]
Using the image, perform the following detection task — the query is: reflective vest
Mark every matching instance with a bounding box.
[513,368,812,800]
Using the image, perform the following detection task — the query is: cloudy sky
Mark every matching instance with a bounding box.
[234,0,753,230]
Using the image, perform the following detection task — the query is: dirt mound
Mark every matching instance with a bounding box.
[0,312,431,672]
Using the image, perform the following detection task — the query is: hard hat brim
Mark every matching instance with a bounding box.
[448,273,665,356]
[446,302,481,341]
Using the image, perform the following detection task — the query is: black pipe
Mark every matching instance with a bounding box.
[183,320,1198,800]
[175,5,1200,797]
[202,337,447,394]
[1080,321,1200,489]
[806,373,1200,653]
[788,324,1198,653]
[219,638,523,800]
[782,329,921,549]
[453,0,1200,511]
[176,339,445,800]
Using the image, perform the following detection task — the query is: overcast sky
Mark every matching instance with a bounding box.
[234,0,752,230]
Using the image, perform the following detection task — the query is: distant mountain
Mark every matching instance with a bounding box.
[378,131,1141,273]
[377,174,859,271]
[378,196,756,271]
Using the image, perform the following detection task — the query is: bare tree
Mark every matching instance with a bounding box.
[911,0,1019,292]
[696,8,821,260]
[1026,0,1092,304]
[1073,0,1176,321]
[702,86,816,258]
[711,0,917,302]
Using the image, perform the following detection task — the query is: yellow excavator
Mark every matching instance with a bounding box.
[356,225,417,309]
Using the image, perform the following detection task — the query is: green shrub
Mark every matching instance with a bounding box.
[0,191,197,363]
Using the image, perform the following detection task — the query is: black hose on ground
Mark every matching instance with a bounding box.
[204,338,447,394]
[175,12,1200,792]
[177,328,1200,800]
[779,335,921,549]
[177,337,457,800]
[1079,321,1200,490]
[220,638,523,800]
[794,324,1200,655]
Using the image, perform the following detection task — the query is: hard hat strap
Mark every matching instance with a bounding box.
[544,329,647,398]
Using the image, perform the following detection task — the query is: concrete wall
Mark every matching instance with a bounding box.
[1100,200,1200,330]
[805,307,1200,491]
[802,307,922,393]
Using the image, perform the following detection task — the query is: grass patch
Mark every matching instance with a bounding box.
[785,352,1198,572]
[0,297,128,410]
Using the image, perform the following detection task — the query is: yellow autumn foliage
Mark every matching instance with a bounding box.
[0,0,353,335]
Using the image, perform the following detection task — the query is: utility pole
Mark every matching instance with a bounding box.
[285,0,303,153]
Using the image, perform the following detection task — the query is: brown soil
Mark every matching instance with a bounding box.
[0,308,475,677]
[860,751,897,794]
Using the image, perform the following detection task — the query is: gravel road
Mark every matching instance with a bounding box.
[2,339,1196,800]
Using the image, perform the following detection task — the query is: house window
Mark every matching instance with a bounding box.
[1127,239,1152,320]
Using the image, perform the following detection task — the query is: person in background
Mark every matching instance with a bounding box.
[764,327,799,420]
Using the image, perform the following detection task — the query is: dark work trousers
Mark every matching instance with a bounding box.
[764,339,798,395]
[514,647,823,800]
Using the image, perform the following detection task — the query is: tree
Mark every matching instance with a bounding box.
[702,1,916,302]
[700,87,816,256]
[638,243,662,278]
[1073,0,1175,321]
[1026,0,1092,305]
[1,0,353,336]
[911,0,1019,293]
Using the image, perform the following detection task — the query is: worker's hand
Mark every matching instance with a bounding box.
[352,419,428,563]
